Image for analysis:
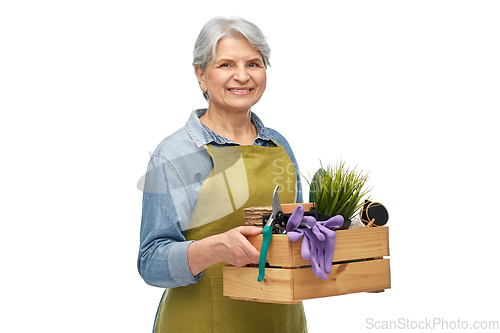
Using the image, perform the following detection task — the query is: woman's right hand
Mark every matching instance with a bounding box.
[187,226,262,276]
[217,226,262,267]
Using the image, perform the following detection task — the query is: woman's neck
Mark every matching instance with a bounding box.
[200,108,257,145]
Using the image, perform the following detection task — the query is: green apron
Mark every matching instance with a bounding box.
[154,143,307,332]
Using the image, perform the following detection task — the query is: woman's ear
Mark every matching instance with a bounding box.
[195,66,206,92]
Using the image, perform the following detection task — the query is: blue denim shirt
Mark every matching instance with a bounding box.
[138,109,303,288]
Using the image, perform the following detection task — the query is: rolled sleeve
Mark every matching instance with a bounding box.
[137,155,200,288]
[168,241,202,285]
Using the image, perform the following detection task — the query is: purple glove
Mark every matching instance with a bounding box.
[286,205,344,280]
[286,205,305,240]
[306,215,344,280]
[286,206,313,260]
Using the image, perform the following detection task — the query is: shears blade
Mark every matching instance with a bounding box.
[266,185,281,227]
[258,185,282,282]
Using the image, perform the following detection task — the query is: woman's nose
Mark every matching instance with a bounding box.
[233,66,250,82]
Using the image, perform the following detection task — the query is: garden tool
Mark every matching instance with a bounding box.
[360,200,389,227]
[257,185,283,282]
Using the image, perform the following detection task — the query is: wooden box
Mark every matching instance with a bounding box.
[223,226,390,304]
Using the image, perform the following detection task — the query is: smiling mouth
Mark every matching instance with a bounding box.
[228,88,253,93]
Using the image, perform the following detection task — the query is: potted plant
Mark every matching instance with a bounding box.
[307,161,371,225]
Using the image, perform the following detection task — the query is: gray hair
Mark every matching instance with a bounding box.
[193,16,271,71]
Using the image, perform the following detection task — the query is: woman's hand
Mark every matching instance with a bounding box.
[187,226,262,276]
[217,226,262,267]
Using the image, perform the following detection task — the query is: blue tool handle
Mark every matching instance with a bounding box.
[258,225,272,282]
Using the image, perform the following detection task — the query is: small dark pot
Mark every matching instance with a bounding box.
[304,211,351,230]
[263,211,351,232]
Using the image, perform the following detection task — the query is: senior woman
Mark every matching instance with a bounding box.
[138,17,307,332]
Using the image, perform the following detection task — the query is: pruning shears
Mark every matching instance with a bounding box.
[258,185,283,282]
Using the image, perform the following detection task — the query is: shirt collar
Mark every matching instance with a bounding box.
[185,109,277,147]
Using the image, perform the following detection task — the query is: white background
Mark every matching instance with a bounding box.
[1,1,499,332]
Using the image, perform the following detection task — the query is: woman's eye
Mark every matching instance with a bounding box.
[219,63,231,68]
[248,63,259,68]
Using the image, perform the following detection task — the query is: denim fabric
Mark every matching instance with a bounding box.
[137,109,303,288]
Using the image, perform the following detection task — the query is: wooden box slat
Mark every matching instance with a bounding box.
[223,259,391,303]
[246,227,389,268]
[223,266,297,304]
[293,259,391,301]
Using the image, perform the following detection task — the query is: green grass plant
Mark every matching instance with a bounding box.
[307,161,372,220]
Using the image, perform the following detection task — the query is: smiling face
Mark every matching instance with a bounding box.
[196,34,267,115]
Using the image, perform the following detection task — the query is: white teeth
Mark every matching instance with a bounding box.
[229,89,251,92]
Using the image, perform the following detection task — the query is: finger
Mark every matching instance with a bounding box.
[287,230,304,242]
[324,236,336,275]
[318,257,327,281]
[319,247,329,277]
[230,243,259,266]
[237,230,260,262]
[244,245,260,264]
[237,226,263,236]
[317,224,336,239]
[311,225,325,241]
[322,215,344,230]
[310,249,326,280]
[286,205,304,233]
[302,216,317,228]
[301,233,311,260]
